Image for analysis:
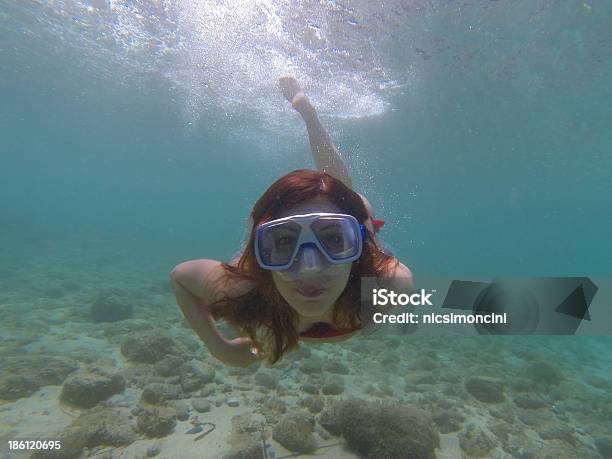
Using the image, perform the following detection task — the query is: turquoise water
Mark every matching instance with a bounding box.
[1,1,612,458]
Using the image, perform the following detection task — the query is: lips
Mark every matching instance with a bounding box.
[295,283,327,298]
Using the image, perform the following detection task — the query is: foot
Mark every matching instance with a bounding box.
[279,76,316,119]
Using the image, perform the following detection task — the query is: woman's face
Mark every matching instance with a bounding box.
[269,197,354,319]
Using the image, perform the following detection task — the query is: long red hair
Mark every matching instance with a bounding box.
[208,169,396,364]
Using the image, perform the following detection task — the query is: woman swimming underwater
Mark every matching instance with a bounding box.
[171,77,413,366]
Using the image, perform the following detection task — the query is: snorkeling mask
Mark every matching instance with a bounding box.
[254,213,365,276]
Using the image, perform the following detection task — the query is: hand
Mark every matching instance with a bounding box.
[227,335,252,349]
[279,76,316,118]
[279,75,302,102]
[225,336,260,366]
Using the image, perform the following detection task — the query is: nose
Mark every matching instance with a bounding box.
[295,243,323,272]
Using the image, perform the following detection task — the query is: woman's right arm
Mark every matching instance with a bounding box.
[279,77,380,236]
[279,76,353,189]
[170,259,258,367]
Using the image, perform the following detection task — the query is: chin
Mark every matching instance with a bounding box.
[292,301,333,317]
[290,290,337,312]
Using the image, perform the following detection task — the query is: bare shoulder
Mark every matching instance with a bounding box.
[171,259,255,304]
[380,258,414,291]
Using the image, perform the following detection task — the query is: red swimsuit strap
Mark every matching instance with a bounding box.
[371,219,385,231]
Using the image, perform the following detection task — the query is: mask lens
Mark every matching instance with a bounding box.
[311,217,359,260]
[258,221,301,266]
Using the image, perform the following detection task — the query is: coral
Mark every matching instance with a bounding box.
[0,375,40,401]
[120,330,182,363]
[321,398,439,459]
[91,293,133,323]
[178,359,216,393]
[513,394,548,410]
[254,370,278,389]
[140,383,181,405]
[222,441,264,459]
[136,405,177,438]
[526,361,564,385]
[0,356,78,401]
[458,423,497,457]
[60,367,126,408]
[537,424,578,446]
[224,413,267,459]
[102,318,151,341]
[272,411,317,453]
[465,377,505,403]
[153,355,185,376]
[432,408,465,433]
[30,406,136,459]
[298,395,324,413]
